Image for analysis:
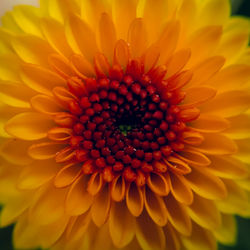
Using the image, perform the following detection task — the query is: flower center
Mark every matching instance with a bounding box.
[61,64,188,185]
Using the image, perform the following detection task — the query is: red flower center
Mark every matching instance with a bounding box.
[56,60,193,185]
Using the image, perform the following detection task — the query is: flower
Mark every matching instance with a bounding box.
[0,0,250,249]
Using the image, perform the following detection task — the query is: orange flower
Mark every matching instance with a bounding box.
[0,0,250,249]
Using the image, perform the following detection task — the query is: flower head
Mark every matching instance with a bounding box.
[0,0,250,249]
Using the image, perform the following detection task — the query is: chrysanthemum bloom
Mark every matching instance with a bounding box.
[0,0,250,249]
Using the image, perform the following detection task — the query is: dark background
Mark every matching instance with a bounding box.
[0,0,250,249]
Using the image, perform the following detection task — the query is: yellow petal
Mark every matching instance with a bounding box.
[111,175,126,202]
[5,112,53,141]
[91,184,111,227]
[68,13,98,61]
[0,80,34,108]
[98,13,116,61]
[235,138,250,164]
[194,133,237,155]
[54,162,82,188]
[12,5,43,38]
[181,87,216,108]
[126,182,144,217]
[144,187,168,226]
[0,54,21,81]
[28,141,66,160]
[1,11,22,34]
[165,194,192,236]
[0,139,33,165]
[165,48,191,78]
[197,0,230,27]
[213,213,237,245]
[41,17,73,59]
[181,222,216,250]
[207,155,248,179]
[128,18,147,58]
[189,114,230,133]
[11,35,54,67]
[29,181,67,225]
[185,166,227,200]
[87,172,103,196]
[17,159,60,190]
[21,63,66,96]
[225,114,250,139]
[48,127,72,142]
[136,210,166,250]
[188,194,221,230]
[112,0,138,39]
[109,200,135,248]
[217,179,249,214]
[65,175,93,216]
[201,90,250,118]
[31,94,64,115]
[164,156,191,175]
[169,173,193,205]
[13,212,69,249]
[147,172,169,196]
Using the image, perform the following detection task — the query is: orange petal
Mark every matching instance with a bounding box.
[128,18,147,58]
[235,138,250,164]
[144,187,168,226]
[176,148,211,167]
[28,142,66,160]
[194,133,238,155]
[189,56,225,86]
[136,210,166,250]
[126,182,144,217]
[113,39,130,69]
[181,222,217,250]
[53,86,78,108]
[111,175,126,202]
[0,139,33,165]
[181,131,204,146]
[21,63,66,96]
[5,112,53,140]
[29,181,67,225]
[31,95,64,115]
[188,194,221,230]
[55,146,75,163]
[147,172,169,196]
[143,45,160,73]
[163,223,181,250]
[207,155,247,179]
[17,159,59,190]
[112,0,138,39]
[169,173,193,205]
[94,53,110,78]
[213,213,237,245]
[165,48,191,78]
[181,87,216,108]
[200,90,250,118]
[68,13,98,61]
[87,172,103,195]
[98,13,116,61]
[70,54,96,79]
[54,162,82,188]
[164,156,191,175]
[185,166,227,200]
[165,194,192,236]
[91,184,110,227]
[109,200,135,248]
[189,114,230,133]
[48,127,72,142]
[225,114,250,139]
[48,54,74,79]
[65,175,93,216]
